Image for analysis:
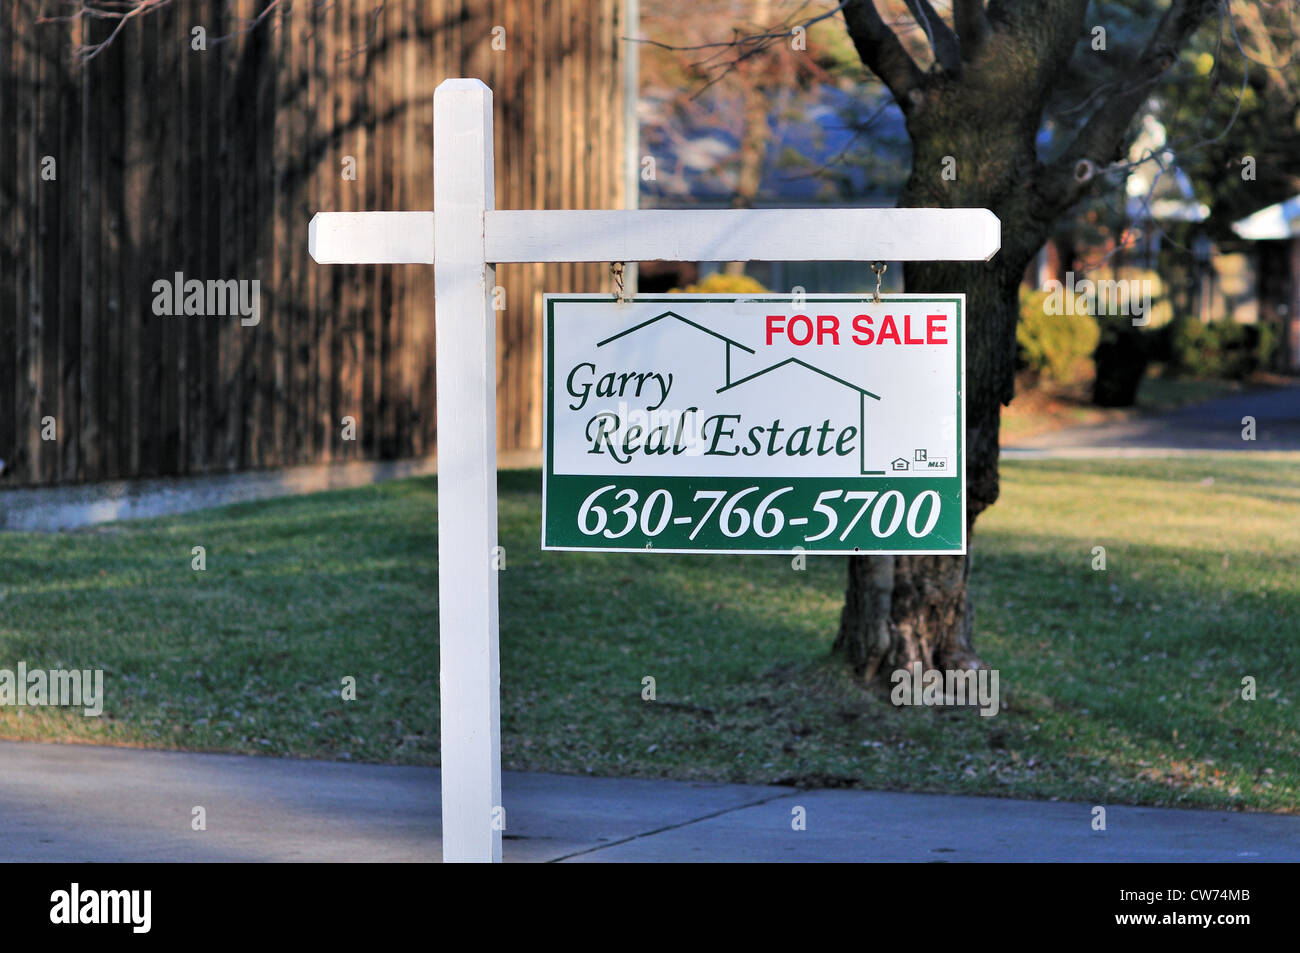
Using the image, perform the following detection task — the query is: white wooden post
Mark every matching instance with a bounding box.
[433,78,501,864]
[308,76,1001,865]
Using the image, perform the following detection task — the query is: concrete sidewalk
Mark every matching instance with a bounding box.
[2,741,1297,862]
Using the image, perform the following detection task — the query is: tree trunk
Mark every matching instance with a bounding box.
[835,71,1043,679]
[834,258,1016,677]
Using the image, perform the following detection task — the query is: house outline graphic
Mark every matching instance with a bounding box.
[597,310,755,387]
[715,358,884,476]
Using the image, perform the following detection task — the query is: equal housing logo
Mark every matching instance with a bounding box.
[0,664,103,716]
[50,884,151,934]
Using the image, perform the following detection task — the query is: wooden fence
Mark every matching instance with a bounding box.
[0,0,627,488]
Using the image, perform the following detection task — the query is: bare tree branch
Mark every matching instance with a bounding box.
[843,0,926,111]
[1232,0,1298,99]
[38,0,173,62]
[952,0,988,62]
[627,1,850,54]
[626,1,851,97]
[902,0,961,72]
[1036,0,1223,218]
[38,0,319,63]
[1043,0,1296,281]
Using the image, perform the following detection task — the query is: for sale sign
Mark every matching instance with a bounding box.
[542,293,965,554]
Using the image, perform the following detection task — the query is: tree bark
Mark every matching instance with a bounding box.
[835,257,1019,676]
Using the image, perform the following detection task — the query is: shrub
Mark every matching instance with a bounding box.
[675,272,768,294]
[1257,320,1280,371]
[1170,318,1276,380]
[1016,287,1101,382]
[1092,315,1152,407]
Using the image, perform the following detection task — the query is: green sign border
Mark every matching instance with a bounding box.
[542,294,965,555]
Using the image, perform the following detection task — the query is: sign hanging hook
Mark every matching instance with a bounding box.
[611,261,632,304]
[871,261,887,304]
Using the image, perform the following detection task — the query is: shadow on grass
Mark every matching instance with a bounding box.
[0,460,1294,810]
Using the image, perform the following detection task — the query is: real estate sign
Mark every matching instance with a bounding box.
[543,293,966,555]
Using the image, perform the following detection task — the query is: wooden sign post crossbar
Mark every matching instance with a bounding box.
[309,78,1001,863]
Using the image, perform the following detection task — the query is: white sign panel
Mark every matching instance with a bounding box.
[543,293,965,554]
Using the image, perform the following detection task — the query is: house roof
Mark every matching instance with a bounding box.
[597,311,755,352]
[716,358,881,400]
[1232,194,1300,240]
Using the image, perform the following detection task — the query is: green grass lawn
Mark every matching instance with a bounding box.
[1,455,1297,812]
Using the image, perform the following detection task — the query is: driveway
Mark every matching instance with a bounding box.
[1004,382,1300,456]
